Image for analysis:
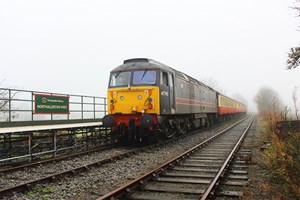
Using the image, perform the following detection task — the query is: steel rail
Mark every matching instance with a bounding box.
[97,116,249,200]
[0,144,118,174]
[200,116,254,199]
[0,146,141,198]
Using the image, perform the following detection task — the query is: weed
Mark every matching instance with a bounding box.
[263,120,300,199]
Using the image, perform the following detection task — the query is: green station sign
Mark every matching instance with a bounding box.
[34,94,69,114]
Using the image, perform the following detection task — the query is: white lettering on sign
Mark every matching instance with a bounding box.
[37,105,67,109]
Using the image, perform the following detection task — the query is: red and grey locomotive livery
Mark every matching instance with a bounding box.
[102,58,246,143]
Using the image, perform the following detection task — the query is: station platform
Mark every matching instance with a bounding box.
[0,122,102,134]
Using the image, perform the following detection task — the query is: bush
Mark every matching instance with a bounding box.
[264,125,300,199]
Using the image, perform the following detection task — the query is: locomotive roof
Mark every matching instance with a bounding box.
[111,58,216,92]
[111,58,174,72]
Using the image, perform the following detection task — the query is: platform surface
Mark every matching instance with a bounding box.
[0,122,102,134]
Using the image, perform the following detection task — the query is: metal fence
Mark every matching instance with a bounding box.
[0,88,107,127]
[0,125,113,164]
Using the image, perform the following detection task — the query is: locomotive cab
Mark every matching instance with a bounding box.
[102,58,176,143]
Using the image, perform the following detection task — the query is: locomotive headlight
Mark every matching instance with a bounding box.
[110,99,115,104]
[148,98,153,103]
[120,96,124,101]
[137,95,142,100]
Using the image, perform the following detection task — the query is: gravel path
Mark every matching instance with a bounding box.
[4,119,241,200]
[242,118,275,200]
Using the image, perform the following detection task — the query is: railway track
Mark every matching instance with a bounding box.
[98,116,254,200]
[0,144,118,174]
[0,117,249,199]
[0,145,137,198]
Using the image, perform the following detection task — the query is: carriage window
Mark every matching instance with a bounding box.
[162,72,168,86]
[110,71,131,87]
[133,70,156,85]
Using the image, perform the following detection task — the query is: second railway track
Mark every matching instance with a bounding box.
[0,145,137,198]
[99,116,254,200]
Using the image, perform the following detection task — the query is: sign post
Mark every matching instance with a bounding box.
[34,94,70,114]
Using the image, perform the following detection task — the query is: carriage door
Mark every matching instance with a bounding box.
[160,72,170,114]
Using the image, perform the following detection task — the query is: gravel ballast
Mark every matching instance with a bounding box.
[3,119,243,200]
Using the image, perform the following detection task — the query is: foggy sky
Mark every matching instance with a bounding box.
[0,0,299,112]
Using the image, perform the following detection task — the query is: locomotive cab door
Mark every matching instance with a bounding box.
[169,73,175,114]
[160,71,171,115]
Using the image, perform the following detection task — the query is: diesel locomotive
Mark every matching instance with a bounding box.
[102,58,247,143]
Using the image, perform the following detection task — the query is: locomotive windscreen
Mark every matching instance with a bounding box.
[109,71,131,87]
[133,70,156,85]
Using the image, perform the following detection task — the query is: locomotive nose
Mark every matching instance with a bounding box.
[102,115,115,127]
[141,114,154,128]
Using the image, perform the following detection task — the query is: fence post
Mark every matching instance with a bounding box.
[8,89,11,122]
[50,93,53,121]
[86,131,89,150]
[81,96,84,119]
[28,133,32,162]
[53,131,57,157]
[31,92,34,121]
[93,97,96,119]
[67,95,70,120]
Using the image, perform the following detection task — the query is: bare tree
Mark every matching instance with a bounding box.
[287,0,300,69]
[201,77,226,94]
[254,87,284,131]
[0,91,9,110]
[287,46,300,69]
[0,81,19,121]
[231,93,248,105]
[254,87,283,113]
[0,80,8,110]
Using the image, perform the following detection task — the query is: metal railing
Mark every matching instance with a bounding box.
[0,125,113,164]
[0,88,107,127]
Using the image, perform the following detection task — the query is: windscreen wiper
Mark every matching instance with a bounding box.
[115,71,121,78]
[141,70,148,80]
